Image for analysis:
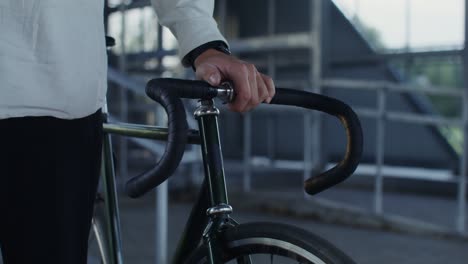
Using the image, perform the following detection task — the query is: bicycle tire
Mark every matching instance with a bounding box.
[185,222,356,264]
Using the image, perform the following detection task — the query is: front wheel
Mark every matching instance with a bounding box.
[186,222,356,264]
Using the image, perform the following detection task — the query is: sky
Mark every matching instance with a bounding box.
[332,0,465,49]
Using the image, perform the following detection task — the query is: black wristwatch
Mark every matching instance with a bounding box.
[182,40,231,70]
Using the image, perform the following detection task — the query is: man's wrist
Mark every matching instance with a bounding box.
[182,40,231,70]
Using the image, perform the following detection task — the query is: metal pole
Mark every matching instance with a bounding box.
[374,86,387,214]
[217,0,227,34]
[243,113,252,192]
[456,0,468,233]
[457,88,467,233]
[211,0,228,190]
[405,0,411,51]
[241,0,262,193]
[267,117,276,161]
[311,0,322,98]
[156,24,163,69]
[154,16,168,262]
[155,182,168,264]
[189,158,202,186]
[239,0,277,192]
[267,0,276,79]
[404,0,412,78]
[304,0,322,198]
[139,9,145,51]
[119,2,128,181]
[155,107,168,264]
[266,0,276,162]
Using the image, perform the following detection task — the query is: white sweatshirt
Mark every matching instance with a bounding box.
[0,0,226,119]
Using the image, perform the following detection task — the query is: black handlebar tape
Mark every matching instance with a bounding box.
[124,82,189,198]
[132,78,362,197]
[270,88,363,195]
[146,78,218,100]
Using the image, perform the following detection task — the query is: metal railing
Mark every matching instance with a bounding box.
[236,77,466,234]
[236,77,467,234]
[221,0,324,197]
[321,78,467,233]
[214,0,468,235]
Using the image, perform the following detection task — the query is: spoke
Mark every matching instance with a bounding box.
[270,254,274,264]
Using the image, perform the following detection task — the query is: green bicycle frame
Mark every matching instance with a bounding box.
[98,99,235,264]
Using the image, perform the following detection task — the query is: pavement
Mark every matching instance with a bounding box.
[221,167,468,239]
[84,187,468,264]
[1,168,467,263]
[228,188,467,240]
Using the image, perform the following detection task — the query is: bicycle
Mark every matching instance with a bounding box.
[91,77,363,264]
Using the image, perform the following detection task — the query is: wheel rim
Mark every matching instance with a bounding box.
[228,237,327,264]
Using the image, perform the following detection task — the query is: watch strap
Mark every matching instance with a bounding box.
[182,40,231,70]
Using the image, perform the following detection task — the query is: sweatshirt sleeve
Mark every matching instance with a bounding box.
[150,0,228,59]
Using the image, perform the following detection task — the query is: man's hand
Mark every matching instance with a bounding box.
[194,49,275,113]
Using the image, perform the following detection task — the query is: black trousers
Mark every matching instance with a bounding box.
[0,110,103,263]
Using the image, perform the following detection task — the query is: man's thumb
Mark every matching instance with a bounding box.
[196,64,222,86]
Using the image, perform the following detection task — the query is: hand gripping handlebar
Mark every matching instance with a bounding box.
[125,78,363,197]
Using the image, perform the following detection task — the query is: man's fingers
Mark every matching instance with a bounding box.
[261,73,275,103]
[244,65,259,112]
[227,63,251,112]
[195,63,222,86]
[256,72,269,104]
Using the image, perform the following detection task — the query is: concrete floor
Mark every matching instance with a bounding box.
[1,187,466,264]
[86,194,468,264]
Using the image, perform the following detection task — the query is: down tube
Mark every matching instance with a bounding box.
[101,132,124,264]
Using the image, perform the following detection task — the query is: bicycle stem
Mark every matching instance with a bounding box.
[195,99,229,206]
